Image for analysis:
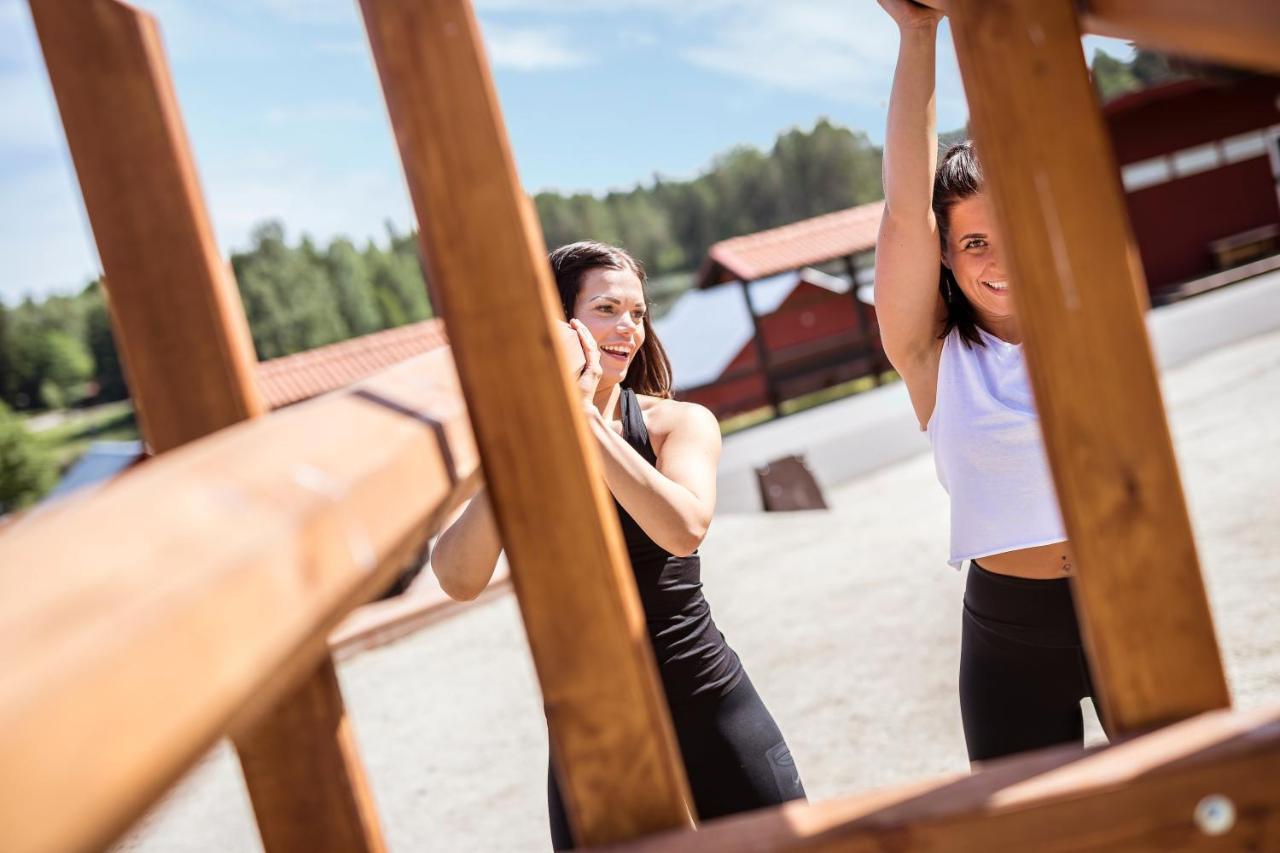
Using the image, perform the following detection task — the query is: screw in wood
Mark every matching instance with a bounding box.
[1194,795,1236,836]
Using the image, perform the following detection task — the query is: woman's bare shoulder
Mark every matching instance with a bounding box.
[637,396,718,444]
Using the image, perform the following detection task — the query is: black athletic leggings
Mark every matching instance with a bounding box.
[960,561,1101,763]
[547,673,805,850]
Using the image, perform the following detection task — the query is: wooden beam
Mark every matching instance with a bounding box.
[329,565,512,661]
[1080,0,1280,76]
[28,2,393,849]
[358,0,693,845]
[236,659,386,853]
[946,0,1229,732]
[591,706,1280,852]
[739,279,782,416]
[915,0,1280,75]
[0,348,477,853]
[29,0,266,453]
[841,254,881,385]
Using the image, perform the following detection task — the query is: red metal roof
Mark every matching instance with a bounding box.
[698,200,885,288]
[256,318,448,409]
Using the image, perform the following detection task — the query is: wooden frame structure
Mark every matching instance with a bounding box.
[2,0,1277,851]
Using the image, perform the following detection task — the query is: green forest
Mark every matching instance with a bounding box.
[1,117,891,418]
[0,47,1183,511]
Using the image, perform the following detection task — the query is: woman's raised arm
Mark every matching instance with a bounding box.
[874,1,947,379]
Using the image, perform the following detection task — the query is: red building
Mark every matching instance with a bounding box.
[1109,75,1280,297]
[658,202,887,418]
[670,76,1280,418]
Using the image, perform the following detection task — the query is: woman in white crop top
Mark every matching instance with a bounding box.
[874,0,1102,764]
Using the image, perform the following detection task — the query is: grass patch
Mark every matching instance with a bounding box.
[29,401,139,471]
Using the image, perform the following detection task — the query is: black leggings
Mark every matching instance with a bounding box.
[547,673,805,850]
[960,561,1101,763]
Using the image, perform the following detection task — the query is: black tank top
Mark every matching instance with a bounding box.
[614,388,743,703]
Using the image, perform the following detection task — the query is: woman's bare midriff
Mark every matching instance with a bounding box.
[977,541,1076,579]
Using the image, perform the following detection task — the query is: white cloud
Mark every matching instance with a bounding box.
[674,1,969,129]
[481,23,589,71]
[682,1,900,101]
[199,152,415,254]
[471,0,967,121]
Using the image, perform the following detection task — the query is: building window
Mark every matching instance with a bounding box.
[1170,143,1223,177]
[1221,131,1267,163]
[1122,156,1172,191]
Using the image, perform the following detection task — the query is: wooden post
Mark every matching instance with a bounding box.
[841,254,881,385]
[946,0,1230,733]
[1081,0,1280,76]
[236,661,385,852]
[28,2,386,850]
[738,278,781,416]
[28,0,265,452]
[0,348,478,853]
[358,0,693,846]
[917,0,1280,74]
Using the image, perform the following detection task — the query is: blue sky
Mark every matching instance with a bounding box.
[0,0,1131,303]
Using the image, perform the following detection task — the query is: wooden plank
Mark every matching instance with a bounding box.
[28,2,393,849]
[29,0,266,453]
[945,0,1229,733]
[914,0,1280,75]
[0,349,477,853]
[236,658,385,853]
[1080,0,1280,76]
[358,0,693,845]
[329,565,512,661]
[592,706,1280,852]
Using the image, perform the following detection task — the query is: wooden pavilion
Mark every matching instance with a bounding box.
[695,202,886,416]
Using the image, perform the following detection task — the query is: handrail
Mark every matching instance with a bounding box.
[0,348,477,853]
[591,706,1280,851]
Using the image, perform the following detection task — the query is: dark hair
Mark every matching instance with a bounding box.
[548,240,673,398]
[932,140,986,348]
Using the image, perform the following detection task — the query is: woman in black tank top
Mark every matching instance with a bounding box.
[432,241,805,849]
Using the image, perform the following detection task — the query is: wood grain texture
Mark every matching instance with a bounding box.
[236,658,386,853]
[29,2,397,849]
[592,706,1280,852]
[946,0,1229,733]
[916,0,1280,74]
[0,348,476,853]
[358,0,693,844]
[1081,0,1280,76]
[29,0,266,453]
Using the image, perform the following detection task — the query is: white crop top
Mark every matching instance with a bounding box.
[926,326,1066,569]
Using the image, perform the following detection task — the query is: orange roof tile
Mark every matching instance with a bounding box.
[256,318,448,409]
[699,200,885,287]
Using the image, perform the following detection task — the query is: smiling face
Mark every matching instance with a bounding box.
[571,266,648,388]
[942,191,1015,328]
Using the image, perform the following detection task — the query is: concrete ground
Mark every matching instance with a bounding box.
[117,325,1280,852]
